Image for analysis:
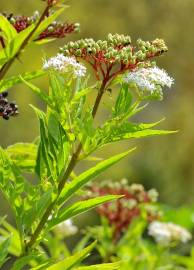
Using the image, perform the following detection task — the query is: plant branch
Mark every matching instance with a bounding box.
[0,5,50,81]
[25,79,107,251]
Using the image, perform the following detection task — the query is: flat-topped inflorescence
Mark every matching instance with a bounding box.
[148,221,192,246]
[124,66,174,99]
[0,91,19,120]
[43,53,86,77]
[60,34,168,85]
[87,179,159,240]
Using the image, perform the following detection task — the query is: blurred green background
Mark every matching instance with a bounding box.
[0,0,194,214]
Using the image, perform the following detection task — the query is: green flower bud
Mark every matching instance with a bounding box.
[48,26,54,32]
[130,57,136,65]
[68,42,75,49]
[10,17,16,24]
[76,49,82,56]
[123,58,128,64]
[141,46,147,53]
[87,48,92,54]
[92,48,97,54]
[137,38,143,46]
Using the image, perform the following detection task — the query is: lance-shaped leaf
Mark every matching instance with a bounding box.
[10,252,41,270]
[104,129,176,144]
[46,241,96,270]
[0,24,36,68]
[0,237,10,268]
[23,80,53,107]
[76,262,121,270]
[6,143,37,172]
[94,119,176,149]
[48,195,122,230]
[0,70,46,93]
[32,107,54,180]
[58,148,135,205]
[0,219,21,257]
[7,24,35,59]
[0,15,17,42]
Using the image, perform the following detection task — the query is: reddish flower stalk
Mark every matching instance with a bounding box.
[37,22,78,40]
[88,180,159,241]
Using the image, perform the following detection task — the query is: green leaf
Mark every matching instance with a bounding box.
[23,187,53,233]
[0,237,10,268]
[6,24,35,59]
[0,70,46,93]
[71,87,92,105]
[32,107,54,180]
[48,195,122,230]
[34,38,55,45]
[10,252,40,270]
[58,148,135,205]
[93,119,176,148]
[0,219,21,257]
[46,241,96,270]
[32,107,70,182]
[6,143,37,172]
[76,262,121,270]
[0,15,17,42]
[113,83,133,117]
[105,129,176,143]
[22,79,53,107]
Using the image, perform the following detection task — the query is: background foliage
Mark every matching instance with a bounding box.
[0,0,193,221]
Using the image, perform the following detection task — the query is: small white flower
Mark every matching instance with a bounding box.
[54,219,78,237]
[43,53,86,77]
[124,66,174,93]
[148,221,192,246]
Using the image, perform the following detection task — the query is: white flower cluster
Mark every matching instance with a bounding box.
[124,66,174,93]
[54,219,78,237]
[43,53,86,77]
[148,221,192,246]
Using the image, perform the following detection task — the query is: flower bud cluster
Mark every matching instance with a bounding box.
[148,221,192,246]
[60,34,168,82]
[0,91,18,120]
[37,22,80,40]
[2,12,40,33]
[1,12,78,40]
[87,179,159,240]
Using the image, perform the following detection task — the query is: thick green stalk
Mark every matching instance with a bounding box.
[25,80,107,251]
[0,5,50,80]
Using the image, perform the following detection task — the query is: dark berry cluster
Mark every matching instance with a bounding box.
[0,92,18,120]
[60,34,168,84]
[87,179,159,240]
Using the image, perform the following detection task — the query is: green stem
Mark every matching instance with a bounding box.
[0,5,50,81]
[25,80,107,251]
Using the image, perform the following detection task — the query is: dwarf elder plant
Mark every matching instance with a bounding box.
[0,0,175,269]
